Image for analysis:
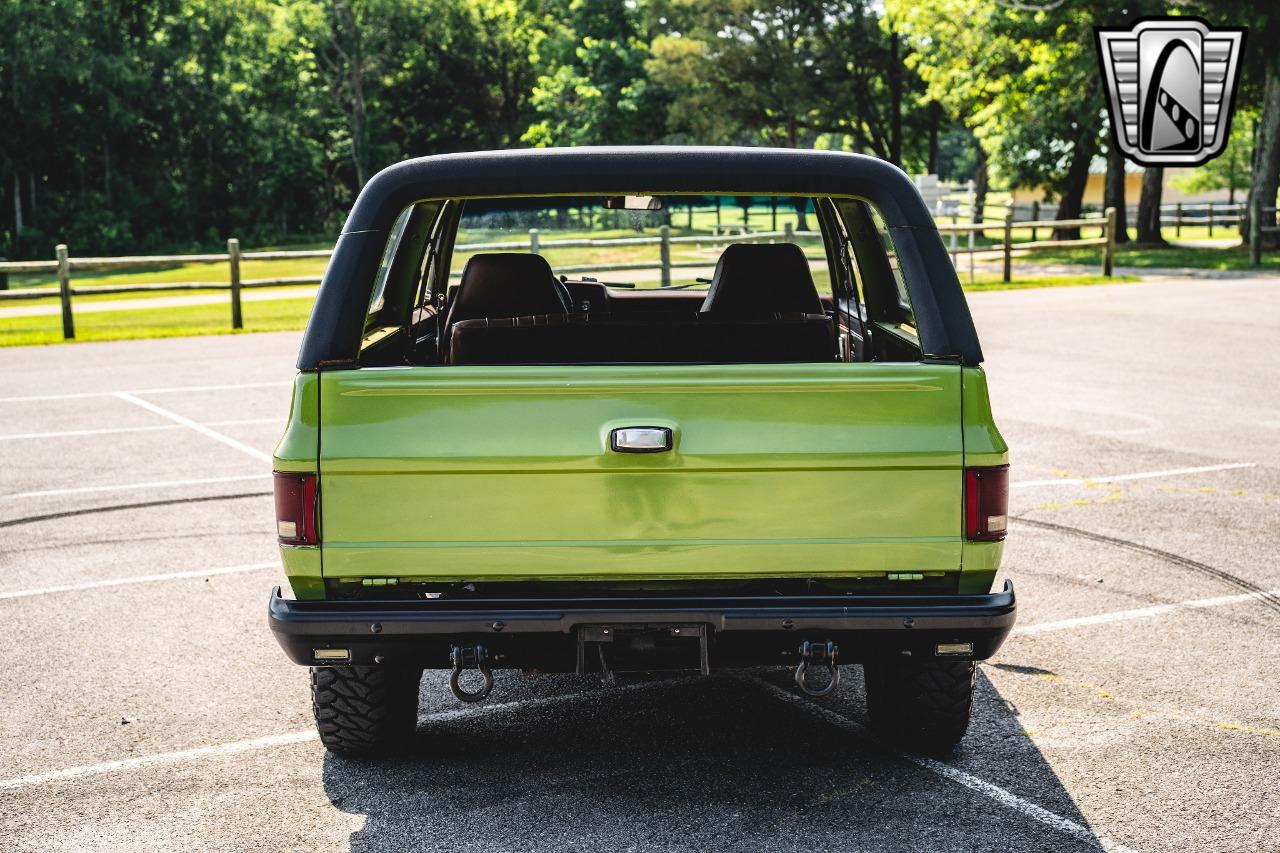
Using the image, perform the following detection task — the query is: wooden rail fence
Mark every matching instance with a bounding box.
[1,212,1118,340]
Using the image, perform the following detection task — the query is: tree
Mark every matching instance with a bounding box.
[522,0,659,146]
[646,1,932,167]
[1103,135,1131,244]
[1135,167,1165,245]
[1171,111,1254,206]
[1245,16,1280,249]
[891,0,1108,238]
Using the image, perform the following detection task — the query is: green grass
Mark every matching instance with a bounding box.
[0,296,314,347]
[2,271,1139,348]
[961,273,1140,291]
[5,256,330,306]
[1017,242,1280,271]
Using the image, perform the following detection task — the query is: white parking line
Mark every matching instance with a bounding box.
[114,392,273,464]
[1013,588,1280,635]
[0,677,698,791]
[0,381,290,404]
[0,562,277,601]
[0,418,280,442]
[742,675,1143,853]
[0,473,267,501]
[1011,462,1255,489]
[0,730,318,792]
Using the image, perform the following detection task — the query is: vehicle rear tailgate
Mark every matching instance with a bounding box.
[317,363,963,582]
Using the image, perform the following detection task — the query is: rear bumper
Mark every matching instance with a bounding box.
[269,580,1016,670]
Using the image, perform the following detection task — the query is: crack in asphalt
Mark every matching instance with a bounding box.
[1011,516,1280,615]
[0,491,272,529]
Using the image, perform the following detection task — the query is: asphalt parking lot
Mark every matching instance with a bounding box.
[0,275,1277,852]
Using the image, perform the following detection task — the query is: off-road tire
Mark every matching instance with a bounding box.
[310,666,422,757]
[863,659,975,754]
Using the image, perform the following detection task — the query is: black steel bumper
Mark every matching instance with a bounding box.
[268,580,1016,671]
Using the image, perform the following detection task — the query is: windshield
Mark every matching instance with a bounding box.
[448,196,829,292]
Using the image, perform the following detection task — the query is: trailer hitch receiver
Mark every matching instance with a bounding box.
[449,643,494,703]
[795,640,840,697]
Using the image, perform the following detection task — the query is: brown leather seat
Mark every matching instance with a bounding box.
[445,253,569,329]
[699,243,824,316]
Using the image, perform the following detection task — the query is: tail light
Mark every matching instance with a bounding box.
[274,471,318,546]
[965,465,1008,541]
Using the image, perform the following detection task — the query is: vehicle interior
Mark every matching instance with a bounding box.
[357,194,927,367]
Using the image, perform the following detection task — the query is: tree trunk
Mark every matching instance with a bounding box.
[1052,133,1096,240]
[972,141,988,224]
[1242,116,1260,241]
[887,29,903,167]
[1104,141,1130,244]
[792,197,810,232]
[103,134,112,207]
[12,171,22,232]
[334,1,368,188]
[1136,167,1166,245]
[1247,54,1280,248]
[926,102,941,175]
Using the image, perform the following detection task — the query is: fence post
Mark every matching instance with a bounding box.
[659,224,671,288]
[1250,195,1261,266]
[1207,201,1214,237]
[784,221,793,244]
[714,197,721,227]
[771,198,778,231]
[1176,202,1182,237]
[1002,211,1013,283]
[529,228,540,255]
[228,238,243,330]
[56,244,74,339]
[1030,200,1039,242]
[688,203,694,229]
[1103,207,1116,277]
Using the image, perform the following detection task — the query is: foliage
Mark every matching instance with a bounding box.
[2,0,1278,261]
[522,0,658,146]
[1170,111,1255,203]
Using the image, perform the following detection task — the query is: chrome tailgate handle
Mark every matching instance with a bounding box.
[610,427,673,453]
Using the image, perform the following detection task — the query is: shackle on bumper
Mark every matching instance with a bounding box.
[449,644,494,703]
[794,640,840,697]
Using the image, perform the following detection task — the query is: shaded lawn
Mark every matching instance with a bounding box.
[1,296,315,347]
[1015,243,1280,271]
[2,273,1138,347]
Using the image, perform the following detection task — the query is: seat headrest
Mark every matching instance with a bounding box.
[447,253,567,325]
[699,243,823,316]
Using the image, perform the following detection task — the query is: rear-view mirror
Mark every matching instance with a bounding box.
[604,195,663,211]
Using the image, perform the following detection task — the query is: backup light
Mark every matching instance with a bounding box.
[964,465,1009,542]
[313,648,350,661]
[936,642,974,657]
[274,471,318,546]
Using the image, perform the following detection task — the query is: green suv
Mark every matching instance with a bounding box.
[268,147,1014,757]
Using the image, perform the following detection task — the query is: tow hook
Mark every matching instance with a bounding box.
[448,644,494,703]
[794,640,840,697]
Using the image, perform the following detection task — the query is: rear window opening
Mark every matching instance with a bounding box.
[357,194,924,368]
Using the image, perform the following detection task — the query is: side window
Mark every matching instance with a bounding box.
[361,202,442,353]
[866,206,918,340]
[365,207,414,327]
[837,201,922,361]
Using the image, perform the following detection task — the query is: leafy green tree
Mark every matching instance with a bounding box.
[522,0,659,146]
[1171,111,1254,205]
[891,0,1110,238]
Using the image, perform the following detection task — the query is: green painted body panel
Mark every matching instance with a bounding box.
[314,363,974,583]
[958,367,1009,594]
[272,374,324,599]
